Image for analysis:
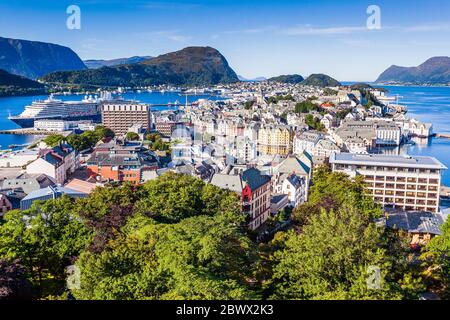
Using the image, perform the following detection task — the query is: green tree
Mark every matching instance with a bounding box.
[0,197,91,296]
[292,167,382,226]
[43,134,65,147]
[125,132,140,141]
[421,218,450,299]
[73,214,257,300]
[271,207,403,300]
[93,126,115,141]
[295,100,319,114]
[136,172,205,223]
[305,114,325,131]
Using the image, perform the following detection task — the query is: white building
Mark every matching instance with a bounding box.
[26,145,76,185]
[279,173,307,207]
[330,153,447,213]
[34,120,72,132]
[0,150,38,168]
[293,131,324,155]
[376,123,402,146]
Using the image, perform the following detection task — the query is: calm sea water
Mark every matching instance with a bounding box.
[378,86,450,186]
[0,91,221,150]
[1,87,450,186]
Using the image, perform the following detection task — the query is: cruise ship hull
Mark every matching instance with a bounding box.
[9,114,102,128]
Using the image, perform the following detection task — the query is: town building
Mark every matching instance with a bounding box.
[375,122,402,146]
[0,193,13,216]
[276,173,307,207]
[0,150,38,168]
[330,153,447,213]
[383,211,445,248]
[257,125,292,156]
[272,153,312,201]
[86,141,158,184]
[20,185,88,211]
[270,194,290,215]
[210,167,272,230]
[1,173,55,194]
[26,144,76,185]
[102,102,152,135]
[155,121,185,137]
[0,190,25,216]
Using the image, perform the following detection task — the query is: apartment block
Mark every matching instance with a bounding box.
[102,102,152,135]
[257,125,292,156]
[330,153,447,213]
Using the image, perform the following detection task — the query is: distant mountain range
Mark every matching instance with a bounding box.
[238,75,267,82]
[268,74,304,84]
[268,73,341,87]
[84,56,153,69]
[0,69,46,96]
[376,57,450,85]
[42,46,239,87]
[0,36,86,79]
[302,74,341,87]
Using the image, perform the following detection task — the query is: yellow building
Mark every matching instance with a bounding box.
[257,125,292,155]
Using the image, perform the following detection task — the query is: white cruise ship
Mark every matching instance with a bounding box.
[8,93,109,128]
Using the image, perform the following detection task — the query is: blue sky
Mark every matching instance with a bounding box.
[1,0,450,81]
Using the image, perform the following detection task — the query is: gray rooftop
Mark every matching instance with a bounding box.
[385,211,445,235]
[330,153,447,170]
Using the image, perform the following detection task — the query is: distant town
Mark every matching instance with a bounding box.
[1,80,448,234]
[1,67,450,301]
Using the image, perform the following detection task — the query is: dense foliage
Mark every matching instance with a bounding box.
[41,47,239,87]
[145,133,171,152]
[305,114,325,131]
[295,100,320,114]
[0,69,47,97]
[268,74,305,84]
[125,132,140,141]
[0,170,447,300]
[43,126,115,151]
[301,74,341,87]
[292,167,382,225]
[267,94,295,104]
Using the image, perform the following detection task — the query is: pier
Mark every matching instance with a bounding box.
[437,133,450,139]
[441,186,450,198]
[0,129,72,136]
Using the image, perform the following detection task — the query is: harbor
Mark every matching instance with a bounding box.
[0,128,73,136]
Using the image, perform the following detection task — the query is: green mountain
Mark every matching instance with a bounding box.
[268,74,304,84]
[376,57,450,85]
[42,47,240,87]
[84,56,152,69]
[301,74,341,87]
[0,69,47,96]
[0,36,86,79]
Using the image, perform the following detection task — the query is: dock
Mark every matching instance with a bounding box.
[0,129,72,136]
[437,133,450,139]
[441,186,450,198]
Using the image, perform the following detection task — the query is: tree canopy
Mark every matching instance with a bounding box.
[0,169,446,300]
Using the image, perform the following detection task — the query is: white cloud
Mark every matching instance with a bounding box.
[136,30,192,43]
[280,24,369,35]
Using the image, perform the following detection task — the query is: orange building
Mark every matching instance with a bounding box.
[86,141,158,184]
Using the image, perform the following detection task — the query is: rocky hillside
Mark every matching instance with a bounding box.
[268,74,304,84]
[302,74,341,87]
[42,47,239,87]
[0,36,86,79]
[376,57,450,85]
